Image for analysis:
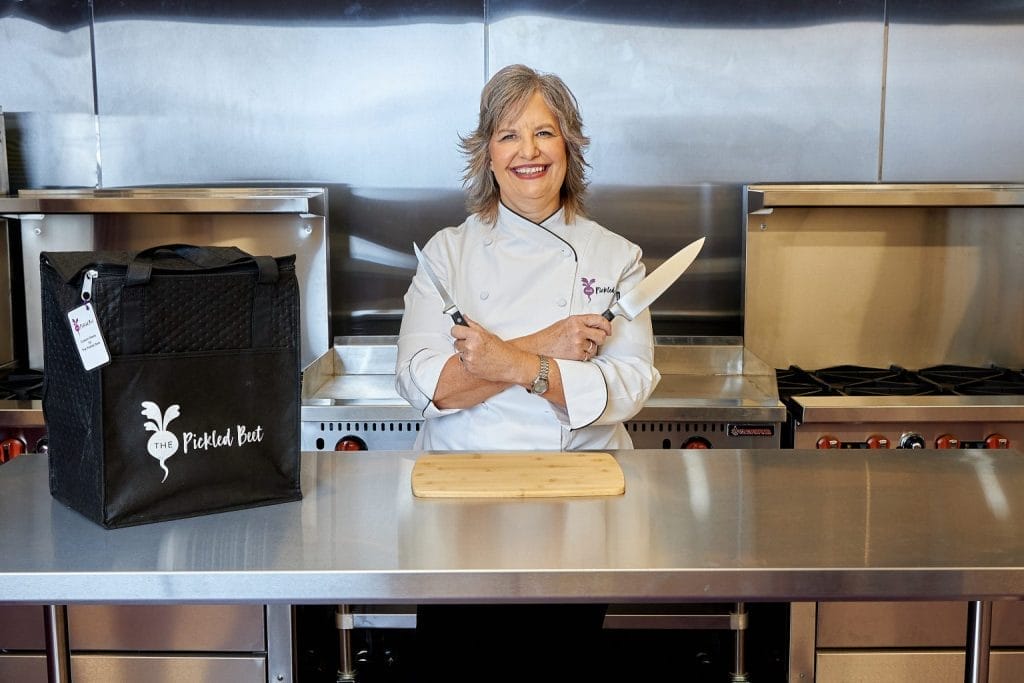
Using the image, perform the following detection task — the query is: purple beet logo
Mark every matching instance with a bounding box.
[581,277,596,302]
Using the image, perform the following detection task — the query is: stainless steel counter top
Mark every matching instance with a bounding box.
[3,449,1024,605]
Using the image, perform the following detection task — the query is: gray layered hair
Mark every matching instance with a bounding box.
[459,64,591,224]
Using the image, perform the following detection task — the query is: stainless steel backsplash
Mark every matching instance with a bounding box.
[2,2,1022,341]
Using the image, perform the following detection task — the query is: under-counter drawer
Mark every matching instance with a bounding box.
[0,604,264,651]
[817,601,967,647]
[0,654,266,683]
[818,601,1024,648]
[817,650,1024,683]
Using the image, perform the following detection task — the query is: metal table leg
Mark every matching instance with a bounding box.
[965,600,992,683]
[42,604,71,683]
[730,601,750,682]
[336,604,357,682]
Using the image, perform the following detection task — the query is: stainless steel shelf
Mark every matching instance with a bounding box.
[0,187,327,216]
[747,183,1024,211]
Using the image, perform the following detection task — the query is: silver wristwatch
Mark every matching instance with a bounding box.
[529,355,550,395]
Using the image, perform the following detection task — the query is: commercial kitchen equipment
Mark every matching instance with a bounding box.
[745,183,1024,682]
[4,448,1024,683]
[0,186,328,682]
[301,335,785,452]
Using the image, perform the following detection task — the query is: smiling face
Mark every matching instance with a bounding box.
[488,90,568,223]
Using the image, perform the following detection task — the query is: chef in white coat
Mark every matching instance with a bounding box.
[396,64,661,682]
[396,64,660,451]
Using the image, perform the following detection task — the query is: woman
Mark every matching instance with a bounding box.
[396,64,660,449]
[395,64,660,681]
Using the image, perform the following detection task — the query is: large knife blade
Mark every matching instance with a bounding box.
[602,236,706,321]
[413,242,467,326]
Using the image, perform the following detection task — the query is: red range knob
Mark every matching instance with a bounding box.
[985,434,1010,449]
[816,436,841,449]
[683,436,712,449]
[0,438,26,463]
[865,435,890,449]
[935,434,960,449]
[335,436,367,451]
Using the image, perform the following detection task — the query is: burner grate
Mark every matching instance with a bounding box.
[776,364,1024,399]
[916,365,1024,396]
[0,369,44,401]
[775,366,841,397]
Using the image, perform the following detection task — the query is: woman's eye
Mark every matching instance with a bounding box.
[498,133,516,142]
[537,130,554,137]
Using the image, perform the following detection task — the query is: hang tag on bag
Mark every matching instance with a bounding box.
[67,303,111,371]
[67,269,111,371]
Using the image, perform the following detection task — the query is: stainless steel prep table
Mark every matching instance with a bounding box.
[3,449,1024,681]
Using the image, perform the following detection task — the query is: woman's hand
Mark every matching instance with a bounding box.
[451,317,536,385]
[515,314,612,362]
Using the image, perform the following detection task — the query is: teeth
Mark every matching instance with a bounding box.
[514,166,545,175]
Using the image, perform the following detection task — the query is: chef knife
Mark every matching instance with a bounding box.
[413,242,467,326]
[602,236,706,321]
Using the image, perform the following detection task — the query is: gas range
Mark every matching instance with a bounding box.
[776,364,1024,450]
[302,336,786,451]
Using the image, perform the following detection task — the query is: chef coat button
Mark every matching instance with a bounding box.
[557,298,567,307]
[480,291,489,300]
[483,237,493,246]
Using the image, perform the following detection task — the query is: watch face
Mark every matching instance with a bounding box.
[532,378,549,395]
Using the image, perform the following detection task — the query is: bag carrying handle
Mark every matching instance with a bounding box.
[121,244,282,354]
[125,244,279,286]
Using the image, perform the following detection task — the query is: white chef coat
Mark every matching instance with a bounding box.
[395,203,661,451]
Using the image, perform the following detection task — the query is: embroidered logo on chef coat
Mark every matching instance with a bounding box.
[581,277,596,301]
[581,277,618,303]
[140,400,267,483]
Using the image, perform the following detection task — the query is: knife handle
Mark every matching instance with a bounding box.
[601,309,616,321]
[451,310,468,326]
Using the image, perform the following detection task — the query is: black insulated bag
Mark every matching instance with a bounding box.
[40,244,302,528]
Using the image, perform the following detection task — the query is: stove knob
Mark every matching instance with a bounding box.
[865,434,890,449]
[683,436,712,449]
[816,436,840,449]
[899,433,926,449]
[935,434,960,449]
[985,434,1010,449]
[335,436,367,451]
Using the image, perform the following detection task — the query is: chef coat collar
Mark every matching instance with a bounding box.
[497,201,569,234]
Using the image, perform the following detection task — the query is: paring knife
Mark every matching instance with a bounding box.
[602,236,706,321]
[413,242,467,326]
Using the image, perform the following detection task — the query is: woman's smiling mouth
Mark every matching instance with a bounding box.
[512,164,548,178]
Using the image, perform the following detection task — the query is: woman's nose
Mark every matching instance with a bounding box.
[518,136,539,158]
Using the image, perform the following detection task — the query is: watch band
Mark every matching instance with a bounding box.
[529,355,550,395]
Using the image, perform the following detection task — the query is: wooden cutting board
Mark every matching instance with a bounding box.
[411,452,625,499]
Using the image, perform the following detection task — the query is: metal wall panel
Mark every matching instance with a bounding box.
[883,3,1024,181]
[489,0,885,184]
[0,1,98,188]
[90,2,484,188]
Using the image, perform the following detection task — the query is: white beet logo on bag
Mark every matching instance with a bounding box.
[141,401,181,482]
[140,401,267,483]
